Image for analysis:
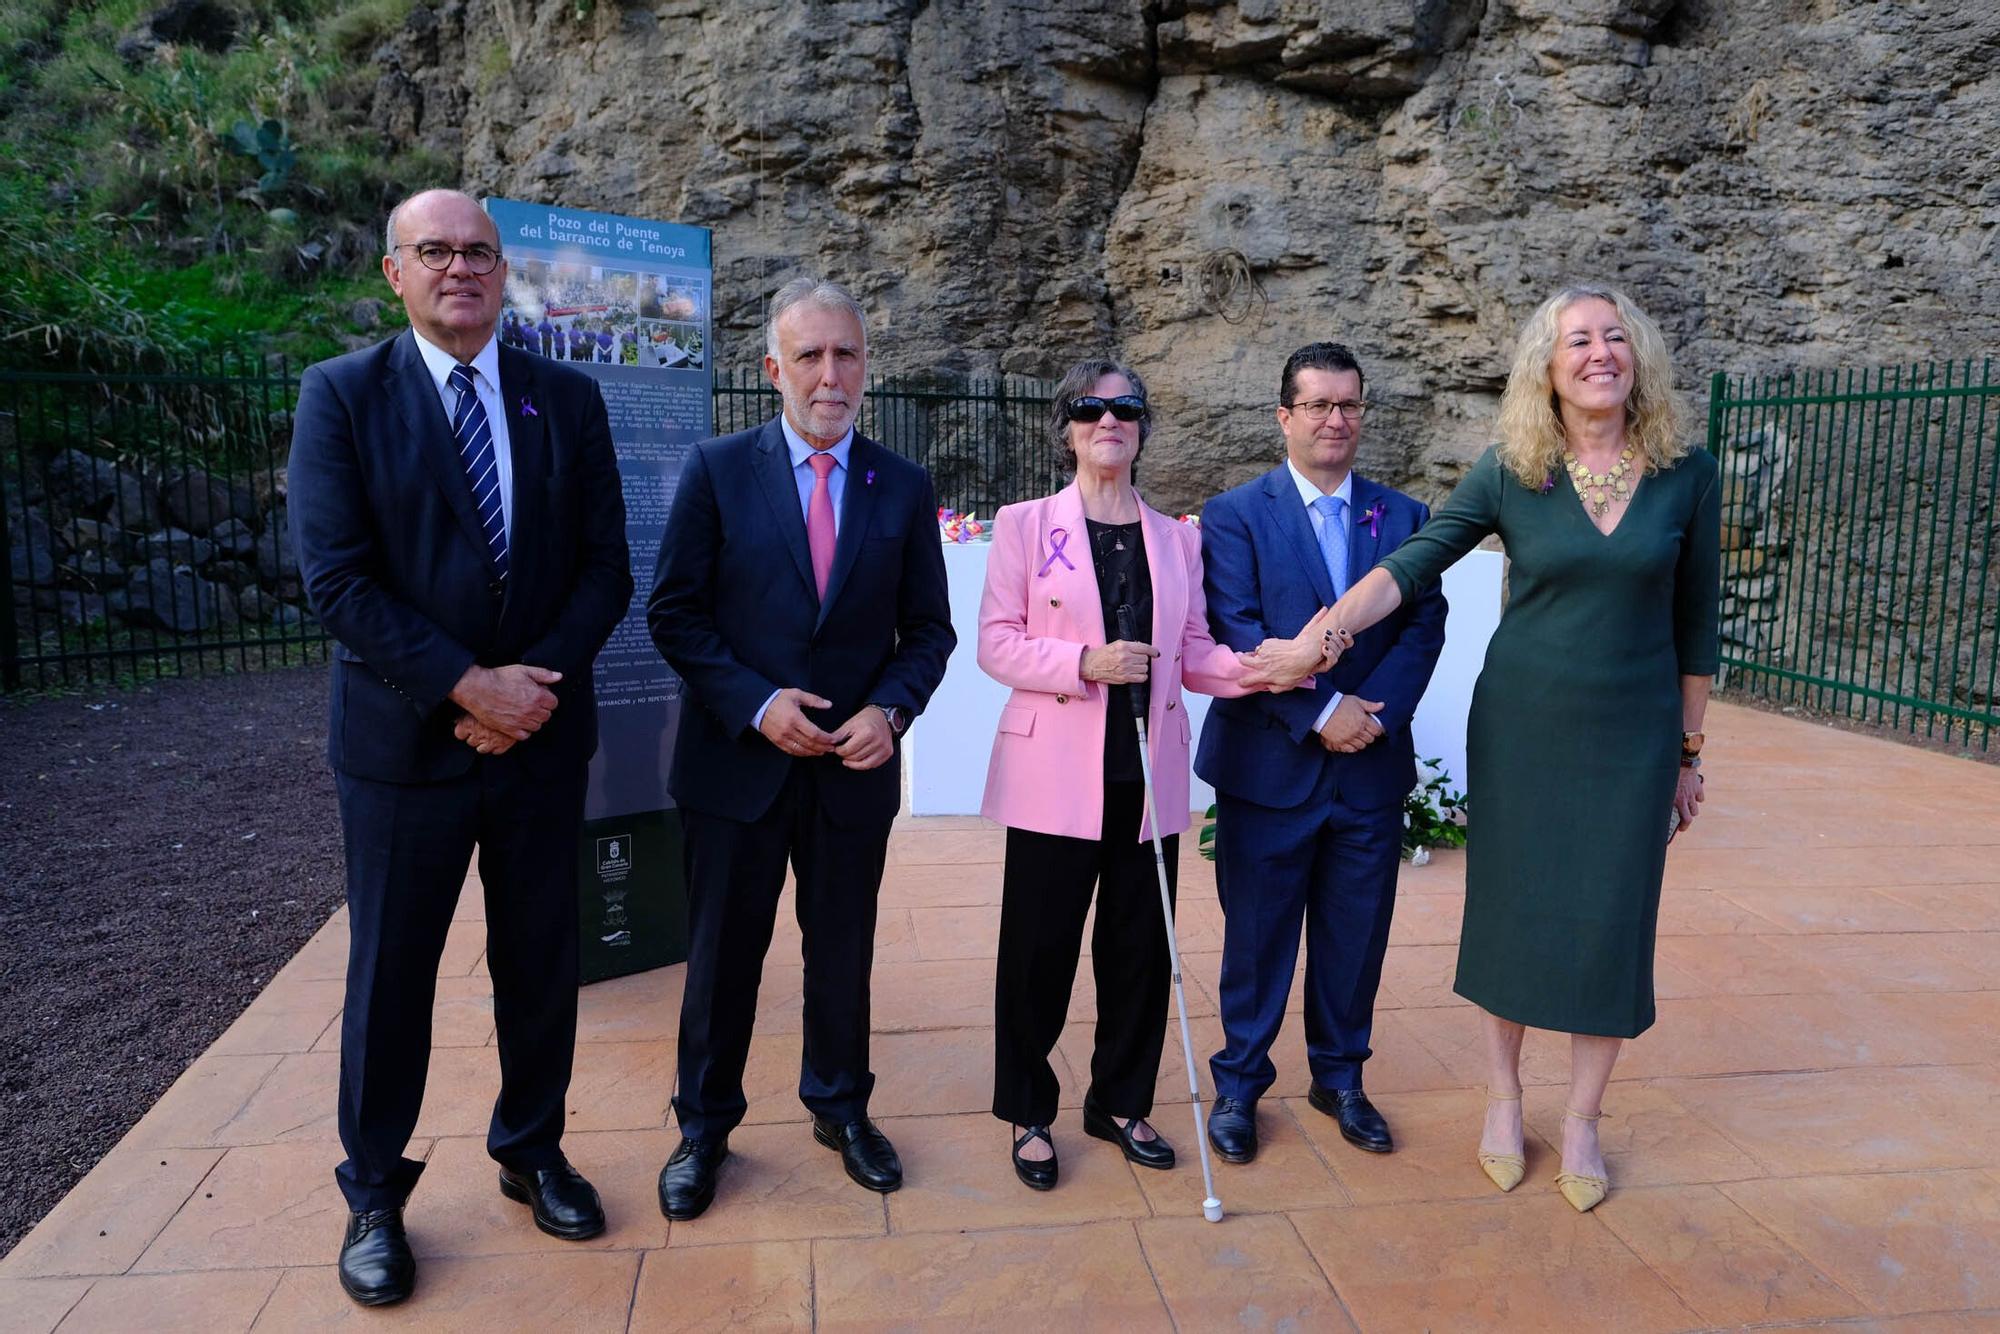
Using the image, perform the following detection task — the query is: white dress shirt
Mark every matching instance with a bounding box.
[412,329,513,543]
[1285,461,1377,736]
[752,417,859,731]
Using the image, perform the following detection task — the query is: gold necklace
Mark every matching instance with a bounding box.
[1563,446,1635,518]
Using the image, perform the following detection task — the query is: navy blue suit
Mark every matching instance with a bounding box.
[1196,467,1446,1101]
[648,419,953,1139]
[290,330,631,1210]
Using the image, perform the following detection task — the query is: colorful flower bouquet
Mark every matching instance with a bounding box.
[937,507,988,543]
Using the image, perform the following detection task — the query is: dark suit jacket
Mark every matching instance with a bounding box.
[647,418,955,827]
[289,330,633,783]
[1196,467,1448,811]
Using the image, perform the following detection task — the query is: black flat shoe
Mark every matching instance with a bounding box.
[1011,1124,1058,1191]
[657,1136,729,1221]
[337,1207,414,1306]
[812,1115,904,1193]
[1308,1085,1394,1153]
[1082,1098,1175,1170]
[498,1157,606,1240]
[1207,1096,1258,1164]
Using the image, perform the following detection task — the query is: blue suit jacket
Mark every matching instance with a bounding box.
[289,330,633,783]
[646,418,955,827]
[1195,466,1448,811]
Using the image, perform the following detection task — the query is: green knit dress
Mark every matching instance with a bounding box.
[1377,444,1720,1037]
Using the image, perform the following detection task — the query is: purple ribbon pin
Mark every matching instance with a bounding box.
[1036,527,1075,577]
[519,396,538,417]
[1360,503,1384,538]
[865,468,876,486]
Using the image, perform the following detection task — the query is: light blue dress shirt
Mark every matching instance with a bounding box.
[1284,461,1378,736]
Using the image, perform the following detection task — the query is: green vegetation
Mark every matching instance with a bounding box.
[0,0,446,371]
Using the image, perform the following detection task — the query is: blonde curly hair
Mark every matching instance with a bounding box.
[1495,284,1689,490]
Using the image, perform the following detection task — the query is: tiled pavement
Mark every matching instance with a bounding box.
[5,701,1999,1331]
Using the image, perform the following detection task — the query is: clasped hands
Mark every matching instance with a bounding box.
[756,687,895,771]
[450,663,562,756]
[1080,607,1355,693]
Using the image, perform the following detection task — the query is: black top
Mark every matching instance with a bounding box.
[1087,519,1152,787]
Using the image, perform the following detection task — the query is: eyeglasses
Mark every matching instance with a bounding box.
[1283,399,1367,422]
[1064,395,1147,424]
[398,242,503,274]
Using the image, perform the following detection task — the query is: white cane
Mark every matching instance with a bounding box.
[1117,602,1224,1223]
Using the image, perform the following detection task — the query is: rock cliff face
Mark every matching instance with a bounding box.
[372,0,2000,510]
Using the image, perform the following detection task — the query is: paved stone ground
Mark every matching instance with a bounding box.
[3,701,1998,1331]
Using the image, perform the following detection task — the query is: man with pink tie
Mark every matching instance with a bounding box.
[646,277,955,1220]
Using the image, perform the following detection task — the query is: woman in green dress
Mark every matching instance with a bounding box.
[1328,285,1719,1212]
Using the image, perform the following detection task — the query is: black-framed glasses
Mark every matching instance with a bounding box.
[398,242,503,274]
[1283,398,1367,422]
[1065,394,1147,424]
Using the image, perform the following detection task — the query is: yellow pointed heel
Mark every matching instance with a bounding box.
[1477,1088,1525,1193]
[1555,1107,1609,1213]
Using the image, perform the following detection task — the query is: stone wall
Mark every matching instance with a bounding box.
[369,0,2000,512]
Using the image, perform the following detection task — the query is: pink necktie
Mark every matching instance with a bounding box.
[807,451,837,599]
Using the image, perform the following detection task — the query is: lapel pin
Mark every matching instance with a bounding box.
[1360,502,1385,538]
[865,468,876,486]
[519,395,539,417]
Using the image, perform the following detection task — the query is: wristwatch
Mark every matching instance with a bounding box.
[872,703,909,736]
[1680,730,1705,757]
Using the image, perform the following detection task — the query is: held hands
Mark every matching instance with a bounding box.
[454,715,518,755]
[831,706,895,772]
[759,687,841,758]
[450,663,562,742]
[1318,694,1385,753]
[1238,607,1353,692]
[1082,640,1160,685]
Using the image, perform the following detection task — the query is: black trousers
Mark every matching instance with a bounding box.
[333,759,584,1211]
[673,762,890,1142]
[992,782,1179,1129]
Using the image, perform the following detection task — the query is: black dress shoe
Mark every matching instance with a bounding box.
[811,1115,904,1193]
[1207,1096,1258,1164]
[498,1157,607,1240]
[338,1207,414,1306]
[657,1136,729,1221]
[1011,1124,1058,1191]
[1083,1098,1176,1170]
[1308,1085,1394,1153]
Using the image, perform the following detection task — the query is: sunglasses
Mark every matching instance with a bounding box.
[1064,394,1147,424]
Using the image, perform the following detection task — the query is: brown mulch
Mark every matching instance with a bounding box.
[0,665,345,1258]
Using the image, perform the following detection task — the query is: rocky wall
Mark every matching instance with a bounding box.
[368,0,2000,512]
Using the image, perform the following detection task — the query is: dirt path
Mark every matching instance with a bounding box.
[0,666,344,1257]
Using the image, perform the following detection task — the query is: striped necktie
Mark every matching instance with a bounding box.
[1313,493,1348,597]
[447,364,508,581]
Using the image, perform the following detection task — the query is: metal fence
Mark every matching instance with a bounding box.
[2,359,1057,692]
[1707,361,2000,749]
[712,367,1061,518]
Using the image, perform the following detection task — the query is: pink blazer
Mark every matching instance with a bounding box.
[977,484,1263,842]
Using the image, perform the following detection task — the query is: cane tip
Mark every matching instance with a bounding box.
[1202,1198,1223,1223]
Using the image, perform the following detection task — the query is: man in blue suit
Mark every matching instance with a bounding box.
[1195,342,1447,1162]
[290,190,632,1304]
[647,277,954,1220]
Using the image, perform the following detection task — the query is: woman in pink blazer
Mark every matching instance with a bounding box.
[979,359,1335,1190]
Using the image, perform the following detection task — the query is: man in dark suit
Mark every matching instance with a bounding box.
[289,189,632,1305]
[647,276,954,1220]
[1195,342,1448,1163]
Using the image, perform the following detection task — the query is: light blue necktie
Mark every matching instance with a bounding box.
[448,364,509,581]
[1313,494,1348,597]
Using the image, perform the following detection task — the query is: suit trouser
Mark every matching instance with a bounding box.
[1209,763,1402,1103]
[333,760,584,1211]
[992,782,1179,1129]
[673,763,890,1142]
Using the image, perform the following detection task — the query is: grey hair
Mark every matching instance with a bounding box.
[1048,359,1152,470]
[383,188,489,265]
[765,276,868,358]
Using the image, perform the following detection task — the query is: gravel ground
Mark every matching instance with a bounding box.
[0,665,345,1258]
